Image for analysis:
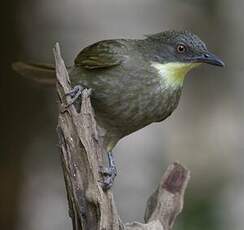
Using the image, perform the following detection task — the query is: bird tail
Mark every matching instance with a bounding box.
[12,62,57,85]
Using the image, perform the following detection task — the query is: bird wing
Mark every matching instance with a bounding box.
[74,39,128,69]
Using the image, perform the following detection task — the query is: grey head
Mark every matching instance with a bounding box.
[144,30,224,67]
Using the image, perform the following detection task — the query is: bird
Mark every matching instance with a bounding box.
[13,30,224,189]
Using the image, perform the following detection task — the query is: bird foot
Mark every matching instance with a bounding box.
[61,85,83,112]
[99,152,117,191]
[65,85,83,106]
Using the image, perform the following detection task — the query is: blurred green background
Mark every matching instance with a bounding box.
[1,0,244,229]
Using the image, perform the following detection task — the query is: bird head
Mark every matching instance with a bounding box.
[145,30,224,87]
[146,30,224,67]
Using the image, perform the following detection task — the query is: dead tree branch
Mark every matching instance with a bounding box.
[54,43,190,230]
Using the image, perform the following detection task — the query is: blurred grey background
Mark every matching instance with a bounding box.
[1,0,244,229]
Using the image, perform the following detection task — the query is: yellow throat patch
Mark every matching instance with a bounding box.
[151,62,200,88]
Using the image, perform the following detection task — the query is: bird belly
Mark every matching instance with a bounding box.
[93,82,182,139]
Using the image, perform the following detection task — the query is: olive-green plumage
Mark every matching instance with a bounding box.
[13,30,224,151]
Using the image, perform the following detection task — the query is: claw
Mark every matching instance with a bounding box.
[64,85,83,107]
[60,85,83,112]
[99,152,117,191]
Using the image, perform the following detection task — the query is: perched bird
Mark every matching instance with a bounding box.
[13,30,224,189]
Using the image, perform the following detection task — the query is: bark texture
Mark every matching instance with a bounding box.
[54,43,190,230]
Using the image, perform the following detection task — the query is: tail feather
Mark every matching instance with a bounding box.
[12,62,56,85]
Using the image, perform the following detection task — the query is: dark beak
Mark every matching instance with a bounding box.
[192,51,225,67]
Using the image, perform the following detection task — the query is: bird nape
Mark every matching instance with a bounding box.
[12,30,224,190]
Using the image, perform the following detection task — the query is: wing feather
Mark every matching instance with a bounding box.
[74,39,128,69]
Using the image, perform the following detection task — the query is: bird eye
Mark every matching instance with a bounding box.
[176,44,186,53]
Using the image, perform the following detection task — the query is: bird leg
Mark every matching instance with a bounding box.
[60,85,84,113]
[64,85,83,106]
[64,85,117,190]
[99,152,117,190]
